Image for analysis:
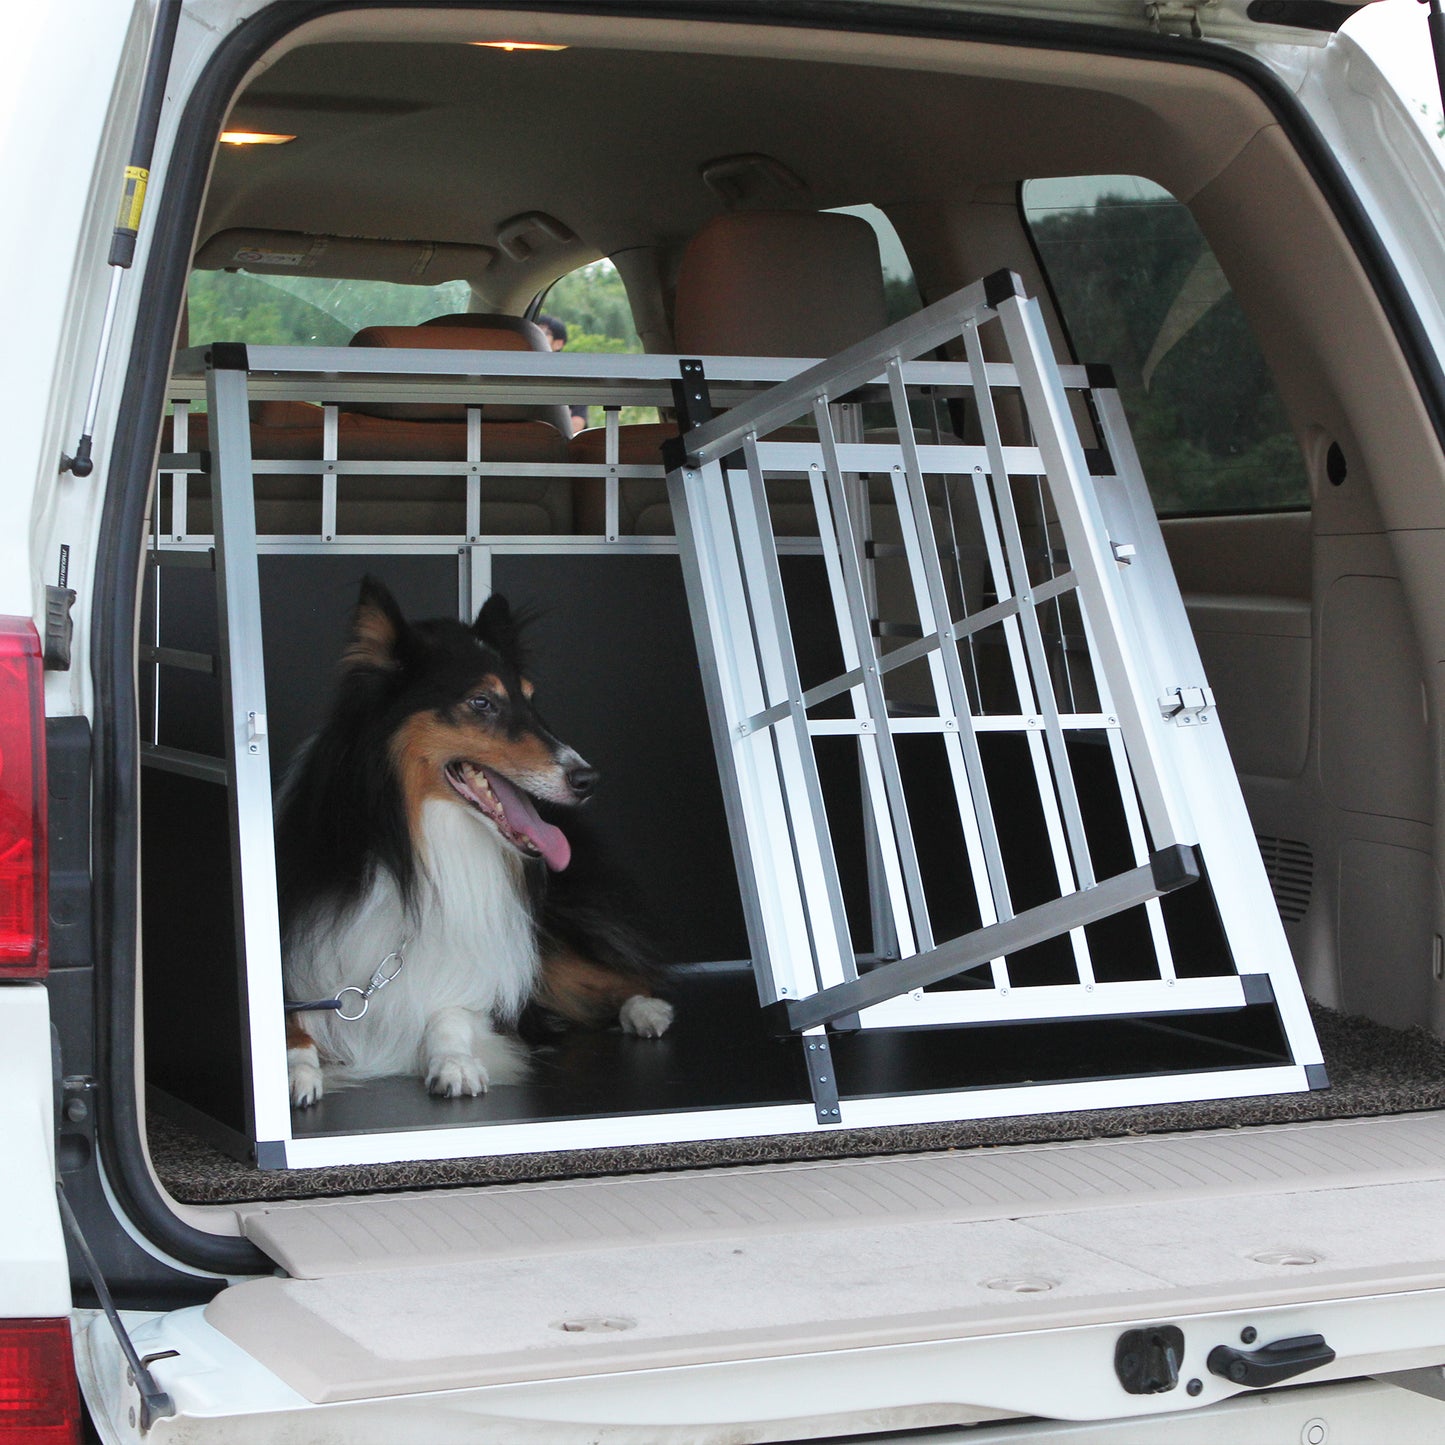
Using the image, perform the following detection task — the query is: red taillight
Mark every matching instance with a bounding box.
[0,1319,81,1443]
[0,617,46,979]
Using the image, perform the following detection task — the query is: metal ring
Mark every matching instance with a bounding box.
[334,986,370,1022]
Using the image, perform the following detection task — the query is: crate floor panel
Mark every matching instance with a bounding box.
[278,968,1288,1142]
[149,1000,1445,1204]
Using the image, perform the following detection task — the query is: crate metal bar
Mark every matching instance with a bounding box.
[205,360,292,1147]
[812,401,935,954]
[604,407,621,540]
[321,404,338,541]
[174,340,1105,393]
[770,845,1201,1033]
[995,292,1192,847]
[795,434,917,962]
[962,318,1096,893]
[856,972,1245,1029]
[960,319,1097,985]
[244,459,663,477]
[807,712,1119,736]
[669,459,818,1002]
[883,359,1012,925]
[830,404,899,964]
[466,407,482,540]
[732,438,858,991]
[169,402,190,541]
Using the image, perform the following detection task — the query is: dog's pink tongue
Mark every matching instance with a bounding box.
[485,770,571,871]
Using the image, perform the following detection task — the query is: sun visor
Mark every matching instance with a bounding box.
[193,229,497,284]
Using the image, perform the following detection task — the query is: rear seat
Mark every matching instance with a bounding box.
[167,314,572,536]
[570,210,895,536]
[341,316,571,534]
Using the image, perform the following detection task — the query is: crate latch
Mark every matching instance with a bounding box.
[1158,685,1215,726]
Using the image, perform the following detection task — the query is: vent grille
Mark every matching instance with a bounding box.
[1257,835,1314,922]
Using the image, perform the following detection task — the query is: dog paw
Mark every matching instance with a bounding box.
[619,995,674,1038]
[426,1054,488,1098]
[288,1052,325,1108]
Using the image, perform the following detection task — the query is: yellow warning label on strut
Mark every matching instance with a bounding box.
[115,166,149,234]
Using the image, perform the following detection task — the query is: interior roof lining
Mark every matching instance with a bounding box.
[205,6,1281,301]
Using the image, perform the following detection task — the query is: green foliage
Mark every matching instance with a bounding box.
[563,329,636,354]
[1028,193,1309,515]
[883,272,923,325]
[187,271,471,346]
[542,262,640,348]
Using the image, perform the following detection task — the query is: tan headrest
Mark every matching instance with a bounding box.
[350,324,534,353]
[421,313,551,348]
[673,211,887,358]
[346,318,568,431]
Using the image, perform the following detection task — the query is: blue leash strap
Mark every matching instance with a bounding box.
[283,944,407,1022]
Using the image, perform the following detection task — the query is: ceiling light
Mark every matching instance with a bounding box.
[469,41,568,52]
[219,130,297,146]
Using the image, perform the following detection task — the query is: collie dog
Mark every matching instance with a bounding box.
[278,577,672,1107]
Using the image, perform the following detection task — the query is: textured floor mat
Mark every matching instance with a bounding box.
[150,1003,1445,1205]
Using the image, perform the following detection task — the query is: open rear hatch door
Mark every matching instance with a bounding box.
[75,1111,1445,1439]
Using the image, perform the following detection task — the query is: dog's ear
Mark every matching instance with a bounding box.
[474,592,520,665]
[343,575,407,672]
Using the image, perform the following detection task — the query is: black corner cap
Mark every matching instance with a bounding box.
[253,1141,288,1170]
[1240,974,1277,1006]
[1083,446,1115,477]
[983,269,1026,309]
[761,998,799,1039]
[206,342,250,371]
[1305,1062,1330,1090]
[1085,362,1117,389]
[660,435,699,474]
[1150,843,1201,893]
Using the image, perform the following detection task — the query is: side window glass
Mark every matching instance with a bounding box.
[1021,176,1309,516]
[829,203,923,323]
[537,259,656,428]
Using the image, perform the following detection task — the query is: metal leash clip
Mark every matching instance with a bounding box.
[333,947,406,1021]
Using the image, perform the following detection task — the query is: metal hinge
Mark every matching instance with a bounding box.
[1158,685,1215,726]
[1145,0,1212,37]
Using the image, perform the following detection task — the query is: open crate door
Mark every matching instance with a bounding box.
[667,270,1324,1120]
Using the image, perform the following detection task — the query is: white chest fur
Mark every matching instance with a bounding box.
[285,799,539,1080]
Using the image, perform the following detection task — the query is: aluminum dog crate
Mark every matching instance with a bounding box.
[142,274,1324,1170]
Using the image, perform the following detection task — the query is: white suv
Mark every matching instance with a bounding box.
[5,2,1445,1441]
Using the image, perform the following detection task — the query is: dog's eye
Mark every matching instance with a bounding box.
[467,695,496,714]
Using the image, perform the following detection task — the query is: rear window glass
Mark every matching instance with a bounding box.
[1022,176,1309,516]
[186,271,471,347]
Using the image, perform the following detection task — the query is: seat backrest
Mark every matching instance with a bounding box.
[672,210,889,358]
[571,211,894,535]
[347,315,572,434]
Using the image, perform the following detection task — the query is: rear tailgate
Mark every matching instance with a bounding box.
[77,1113,1445,1439]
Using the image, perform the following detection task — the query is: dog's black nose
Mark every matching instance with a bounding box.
[568,765,599,799]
